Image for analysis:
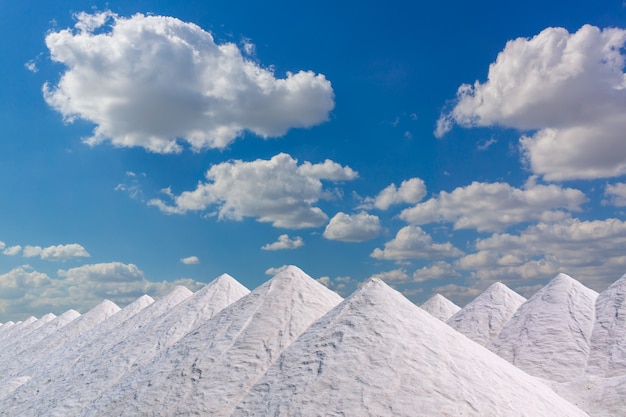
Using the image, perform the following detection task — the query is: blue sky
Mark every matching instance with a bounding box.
[2,0,626,321]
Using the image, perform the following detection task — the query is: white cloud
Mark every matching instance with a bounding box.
[605,182,626,206]
[412,261,461,282]
[369,268,410,283]
[264,265,289,276]
[436,25,626,180]
[149,153,357,229]
[3,245,22,256]
[399,181,586,232]
[323,212,381,242]
[370,225,463,260]
[456,218,626,289]
[0,241,4,250]
[44,11,334,153]
[261,234,304,250]
[58,262,145,283]
[180,256,200,265]
[22,243,90,261]
[0,263,206,321]
[373,178,426,210]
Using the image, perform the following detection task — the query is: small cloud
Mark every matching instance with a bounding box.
[3,245,22,256]
[261,235,304,251]
[180,256,200,265]
[25,60,38,73]
[477,136,497,151]
[23,244,90,261]
[404,131,412,140]
[265,265,290,276]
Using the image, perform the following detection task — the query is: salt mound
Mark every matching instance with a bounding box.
[234,278,588,417]
[490,273,597,381]
[80,266,342,417]
[586,272,626,376]
[420,293,460,321]
[448,282,526,346]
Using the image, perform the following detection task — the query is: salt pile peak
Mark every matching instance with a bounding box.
[448,282,526,346]
[586,272,626,376]
[81,265,342,417]
[234,278,589,417]
[2,277,248,417]
[420,293,460,321]
[491,273,598,381]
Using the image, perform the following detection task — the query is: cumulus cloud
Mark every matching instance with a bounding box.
[2,245,21,256]
[373,178,427,210]
[22,244,90,261]
[436,25,626,180]
[399,181,586,232]
[605,182,626,206]
[180,256,200,265]
[456,218,626,289]
[149,153,357,229]
[44,11,334,153]
[261,234,304,250]
[0,263,205,321]
[369,268,410,283]
[371,225,463,260]
[264,265,290,276]
[323,212,381,242]
[412,261,462,282]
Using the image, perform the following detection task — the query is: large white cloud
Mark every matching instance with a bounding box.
[323,212,381,242]
[370,225,463,260]
[399,181,586,232]
[437,25,626,180]
[22,244,90,261]
[44,11,334,153]
[0,263,207,321]
[456,218,626,289]
[149,153,358,229]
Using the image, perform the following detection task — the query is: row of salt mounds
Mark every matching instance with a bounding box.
[78,266,343,417]
[420,293,460,321]
[447,282,526,346]
[0,274,250,417]
[234,278,589,417]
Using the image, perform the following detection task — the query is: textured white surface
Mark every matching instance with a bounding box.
[586,273,626,376]
[448,282,526,346]
[234,279,588,417]
[80,266,342,417]
[420,293,461,321]
[490,273,598,381]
